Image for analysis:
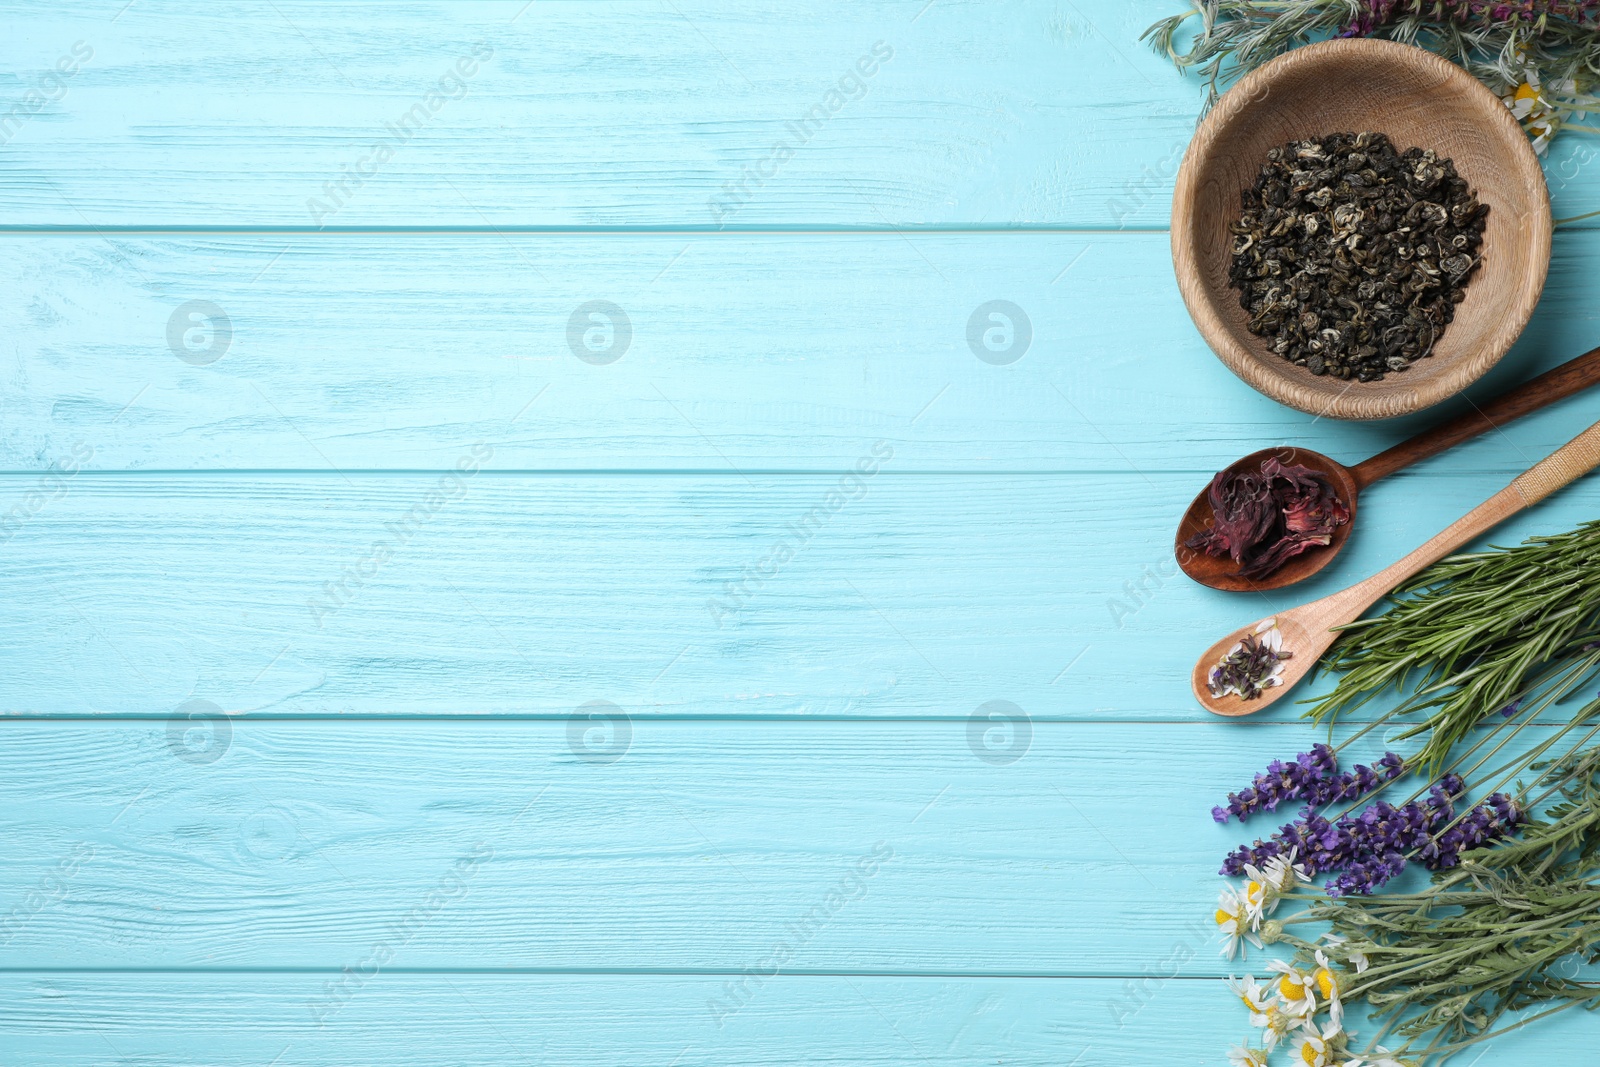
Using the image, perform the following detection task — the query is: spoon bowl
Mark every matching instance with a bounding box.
[1192,613,1322,717]
[1175,446,1359,592]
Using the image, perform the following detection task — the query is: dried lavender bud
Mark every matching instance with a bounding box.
[1207,624,1291,701]
[1229,131,1487,382]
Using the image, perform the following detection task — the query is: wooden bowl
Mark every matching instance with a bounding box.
[1171,38,1551,420]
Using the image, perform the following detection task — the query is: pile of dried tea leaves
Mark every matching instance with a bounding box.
[1229,131,1488,381]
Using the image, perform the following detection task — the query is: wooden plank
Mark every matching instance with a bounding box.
[3,232,1598,473]
[0,0,1191,230]
[0,973,1590,1065]
[6,1,1596,230]
[0,719,1573,973]
[1,470,1597,719]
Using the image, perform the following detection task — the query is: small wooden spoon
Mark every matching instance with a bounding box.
[1177,344,1600,591]
[1193,417,1600,716]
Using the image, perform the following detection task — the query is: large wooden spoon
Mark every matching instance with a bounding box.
[1177,344,1600,592]
[1193,417,1600,716]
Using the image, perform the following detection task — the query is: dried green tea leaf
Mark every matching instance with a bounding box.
[1229,131,1488,382]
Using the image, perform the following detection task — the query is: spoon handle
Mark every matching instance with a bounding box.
[1348,343,1600,490]
[1510,416,1600,505]
[1331,417,1600,620]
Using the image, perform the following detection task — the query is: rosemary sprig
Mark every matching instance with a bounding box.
[1303,520,1600,772]
[1144,1,1600,150]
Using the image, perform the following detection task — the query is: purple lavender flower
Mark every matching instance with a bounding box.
[1305,752,1406,806]
[1423,793,1522,870]
[1300,745,1339,777]
[1220,844,1274,877]
[1327,850,1407,897]
[1222,773,1467,893]
[1214,746,1403,823]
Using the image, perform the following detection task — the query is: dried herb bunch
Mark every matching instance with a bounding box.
[1306,520,1600,772]
[1144,1,1600,151]
[1217,720,1600,1064]
[1230,132,1488,381]
[1298,747,1600,1063]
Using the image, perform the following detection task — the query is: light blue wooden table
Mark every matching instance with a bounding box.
[3,3,1598,1063]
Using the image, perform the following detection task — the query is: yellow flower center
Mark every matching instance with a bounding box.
[1246,879,1265,903]
[1215,908,1236,927]
[1514,81,1540,103]
[1278,974,1308,1000]
[1300,1041,1321,1066]
[1316,968,1338,999]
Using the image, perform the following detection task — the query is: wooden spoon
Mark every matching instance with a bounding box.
[1177,344,1600,591]
[1193,417,1600,716]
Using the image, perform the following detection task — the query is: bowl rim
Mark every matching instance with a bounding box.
[1170,37,1552,421]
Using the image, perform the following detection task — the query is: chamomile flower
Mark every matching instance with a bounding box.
[1292,1021,1350,1067]
[1227,974,1272,1014]
[1504,75,1557,153]
[1265,958,1317,1018]
[1240,877,1266,920]
[1249,1002,1300,1052]
[1242,850,1310,916]
[1498,59,1589,156]
[1310,949,1346,1029]
[1501,66,1576,154]
[1216,885,1262,960]
[1226,1044,1270,1067]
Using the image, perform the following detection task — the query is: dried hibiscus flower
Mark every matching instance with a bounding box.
[1186,457,1350,579]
